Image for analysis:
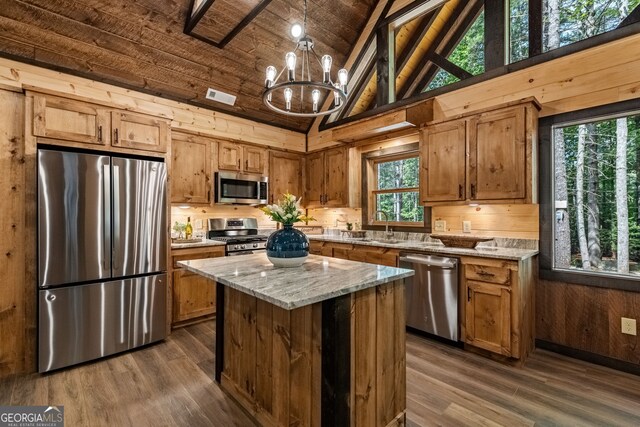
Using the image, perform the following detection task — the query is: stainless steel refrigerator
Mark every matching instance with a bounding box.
[38,148,167,372]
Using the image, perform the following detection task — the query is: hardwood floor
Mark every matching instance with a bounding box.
[2,321,640,426]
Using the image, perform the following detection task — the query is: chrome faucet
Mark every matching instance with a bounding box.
[373,210,393,238]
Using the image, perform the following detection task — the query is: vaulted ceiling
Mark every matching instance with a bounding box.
[0,0,376,132]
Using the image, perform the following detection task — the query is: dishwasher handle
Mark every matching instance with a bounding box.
[399,255,457,269]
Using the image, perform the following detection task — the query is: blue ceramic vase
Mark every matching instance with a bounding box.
[266,224,309,267]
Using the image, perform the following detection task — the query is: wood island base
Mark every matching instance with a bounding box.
[215,280,407,427]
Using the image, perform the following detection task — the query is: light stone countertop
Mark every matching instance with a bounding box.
[308,235,538,261]
[177,253,414,310]
[170,238,226,250]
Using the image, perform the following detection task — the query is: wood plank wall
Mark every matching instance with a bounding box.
[432,204,539,239]
[0,58,306,152]
[537,280,640,365]
[0,90,26,376]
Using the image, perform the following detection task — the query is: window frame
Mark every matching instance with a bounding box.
[540,98,640,292]
[362,142,431,232]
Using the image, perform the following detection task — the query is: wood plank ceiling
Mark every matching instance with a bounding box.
[0,0,376,132]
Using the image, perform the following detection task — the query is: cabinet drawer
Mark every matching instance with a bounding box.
[465,264,511,285]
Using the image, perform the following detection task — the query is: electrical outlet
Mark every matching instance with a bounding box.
[434,220,446,232]
[462,221,472,233]
[622,317,637,336]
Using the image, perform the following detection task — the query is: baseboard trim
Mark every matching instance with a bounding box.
[536,339,640,376]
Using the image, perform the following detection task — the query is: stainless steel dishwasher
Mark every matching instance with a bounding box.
[399,253,459,341]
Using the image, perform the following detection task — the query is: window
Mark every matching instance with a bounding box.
[509,0,529,62]
[542,0,640,51]
[551,109,640,280]
[370,153,424,225]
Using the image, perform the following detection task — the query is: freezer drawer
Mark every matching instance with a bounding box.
[39,274,167,372]
[399,254,459,341]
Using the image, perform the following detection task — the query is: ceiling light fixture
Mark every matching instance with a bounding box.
[263,0,348,117]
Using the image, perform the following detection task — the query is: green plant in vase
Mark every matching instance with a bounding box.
[260,193,315,267]
[172,221,187,240]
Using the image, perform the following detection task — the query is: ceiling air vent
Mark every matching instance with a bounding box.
[205,88,237,106]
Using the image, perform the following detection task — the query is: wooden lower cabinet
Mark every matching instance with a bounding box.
[309,241,399,267]
[461,256,535,361]
[171,246,225,327]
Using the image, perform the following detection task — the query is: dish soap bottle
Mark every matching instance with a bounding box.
[185,217,193,240]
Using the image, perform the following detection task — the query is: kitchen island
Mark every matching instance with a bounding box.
[178,253,414,427]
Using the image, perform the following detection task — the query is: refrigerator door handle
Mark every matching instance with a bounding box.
[103,165,111,272]
[113,165,121,271]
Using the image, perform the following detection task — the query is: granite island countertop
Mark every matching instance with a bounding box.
[308,235,538,261]
[177,253,414,310]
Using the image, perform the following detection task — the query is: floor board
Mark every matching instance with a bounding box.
[2,321,639,426]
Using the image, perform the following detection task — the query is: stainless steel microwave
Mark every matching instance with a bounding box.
[215,172,268,205]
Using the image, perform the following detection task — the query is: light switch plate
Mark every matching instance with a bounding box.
[434,220,446,232]
[462,221,472,233]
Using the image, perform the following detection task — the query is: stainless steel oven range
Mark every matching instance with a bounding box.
[207,218,268,256]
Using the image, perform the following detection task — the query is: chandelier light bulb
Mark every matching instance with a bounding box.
[285,52,297,81]
[321,55,332,83]
[265,66,277,84]
[333,82,341,107]
[284,87,293,111]
[312,89,320,113]
[291,23,303,38]
[338,68,348,93]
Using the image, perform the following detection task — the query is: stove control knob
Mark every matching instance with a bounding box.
[253,243,258,248]
[241,244,246,249]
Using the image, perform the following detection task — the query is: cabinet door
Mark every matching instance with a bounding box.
[243,146,267,174]
[218,141,242,171]
[324,147,348,207]
[172,269,216,322]
[305,151,325,208]
[112,111,169,153]
[420,120,466,203]
[33,95,110,145]
[468,107,526,200]
[171,133,211,204]
[465,280,512,356]
[269,151,303,204]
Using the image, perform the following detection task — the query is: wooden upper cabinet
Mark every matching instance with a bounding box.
[218,142,266,174]
[468,106,526,201]
[243,145,267,174]
[31,93,169,154]
[420,120,466,203]
[171,133,212,205]
[218,141,242,171]
[112,111,169,153]
[420,101,537,206]
[33,94,110,146]
[305,151,325,208]
[324,147,348,207]
[269,151,303,204]
[305,147,348,208]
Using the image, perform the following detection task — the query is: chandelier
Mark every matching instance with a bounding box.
[262,0,348,117]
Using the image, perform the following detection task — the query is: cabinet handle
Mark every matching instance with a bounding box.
[114,128,119,144]
[470,184,476,199]
[478,271,495,278]
[245,160,249,170]
[98,125,103,142]
[237,159,240,169]
[458,184,463,199]
[467,288,471,302]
